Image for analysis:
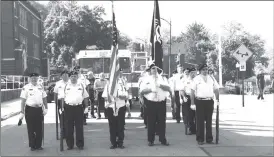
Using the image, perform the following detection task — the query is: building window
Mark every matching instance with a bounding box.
[14,25,18,39]
[19,7,27,29]
[33,40,39,58]
[32,18,39,36]
[14,2,18,17]
[19,34,28,52]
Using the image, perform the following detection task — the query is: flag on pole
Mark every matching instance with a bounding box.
[150,0,163,69]
[108,2,120,99]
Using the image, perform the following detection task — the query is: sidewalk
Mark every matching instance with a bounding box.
[1,99,21,121]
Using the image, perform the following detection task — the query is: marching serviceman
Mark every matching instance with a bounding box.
[86,71,96,118]
[94,73,108,119]
[62,71,89,150]
[18,73,48,151]
[168,70,177,119]
[174,64,184,123]
[102,69,127,149]
[138,70,149,127]
[190,64,220,145]
[180,68,196,135]
[78,69,89,125]
[140,62,172,146]
[53,70,70,138]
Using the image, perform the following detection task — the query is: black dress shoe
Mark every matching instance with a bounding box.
[110,145,116,149]
[148,142,154,146]
[67,147,73,150]
[78,147,84,150]
[198,141,204,145]
[91,115,96,118]
[30,147,36,151]
[36,147,43,150]
[161,142,170,146]
[176,120,180,123]
[117,144,125,149]
[206,141,214,144]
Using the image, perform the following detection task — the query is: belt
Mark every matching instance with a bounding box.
[196,97,213,100]
[66,103,82,106]
[26,104,42,108]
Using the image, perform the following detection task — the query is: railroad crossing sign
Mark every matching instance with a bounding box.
[232,44,253,63]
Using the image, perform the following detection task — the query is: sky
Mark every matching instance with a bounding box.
[38,1,273,50]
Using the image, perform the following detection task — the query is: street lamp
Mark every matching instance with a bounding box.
[160,17,172,78]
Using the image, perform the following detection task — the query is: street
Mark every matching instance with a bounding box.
[1,94,273,156]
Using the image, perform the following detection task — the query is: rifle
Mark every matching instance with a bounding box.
[60,99,64,151]
[215,102,219,144]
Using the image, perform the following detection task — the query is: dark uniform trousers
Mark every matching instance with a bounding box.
[183,95,196,133]
[195,99,214,142]
[64,104,84,148]
[107,106,126,146]
[25,105,43,149]
[175,91,185,122]
[97,91,107,118]
[82,101,87,123]
[144,97,167,143]
[57,100,66,137]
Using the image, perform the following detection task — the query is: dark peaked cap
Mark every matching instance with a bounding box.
[29,73,39,77]
[198,64,208,71]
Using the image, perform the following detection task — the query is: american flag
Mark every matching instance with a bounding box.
[150,0,163,69]
[108,7,120,99]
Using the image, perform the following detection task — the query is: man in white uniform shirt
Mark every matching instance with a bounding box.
[174,64,184,123]
[102,69,127,149]
[53,70,69,138]
[62,71,89,150]
[168,70,177,119]
[138,69,149,127]
[19,73,48,151]
[181,68,197,135]
[190,64,220,145]
[140,63,172,146]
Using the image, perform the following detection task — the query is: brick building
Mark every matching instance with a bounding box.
[1,1,48,76]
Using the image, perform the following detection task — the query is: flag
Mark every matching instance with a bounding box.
[150,0,163,69]
[108,2,120,98]
[22,44,28,71]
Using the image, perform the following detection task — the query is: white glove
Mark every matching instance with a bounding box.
[43,109,48,116]
[19,113,24,120]
[190,104,196,110]
[84,108,89,114]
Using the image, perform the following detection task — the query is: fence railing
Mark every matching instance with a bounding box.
[1,75,48,90]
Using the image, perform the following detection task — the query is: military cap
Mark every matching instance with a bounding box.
[189,68,197,72]
[29,73,39,77]
[198,64,208,71]
[69,71,78,77]
[61,70,69,76]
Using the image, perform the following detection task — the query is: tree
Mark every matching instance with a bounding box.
[44,2,131,67]
[178,22,216,66]
[221,22,269,82]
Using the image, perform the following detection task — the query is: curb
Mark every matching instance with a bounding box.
[1,111,21,121]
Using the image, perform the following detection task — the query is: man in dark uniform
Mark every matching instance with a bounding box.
[257,69,265,100]
[140,63,172,146]
[62,71,89,150]
[190,64,220,145]
[19,73,48,151]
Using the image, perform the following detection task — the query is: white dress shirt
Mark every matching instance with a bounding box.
[182,76,194,95]
[64,82,89,105]
[102,81,126,116]
[140,75,169,102]
[53,80,68,99]
[191,75,219,98]
[173,73,184,91]
[20,83,47,107]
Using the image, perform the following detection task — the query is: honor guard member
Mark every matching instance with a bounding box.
[18,73,48,151]
[121,75,131,118]
[180,68,196,135]
[140,62,172,146]
[53,70,69,137]
[138,70,149,127]
[94,73,108,119]
[190,64,220,145]
[62,71,89,150]
[174,64,184,123]
[86,71,96,118]
[78,69,89,125]
[257,68,265,100]
[168,70,177,119]
[102,69,127,149]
